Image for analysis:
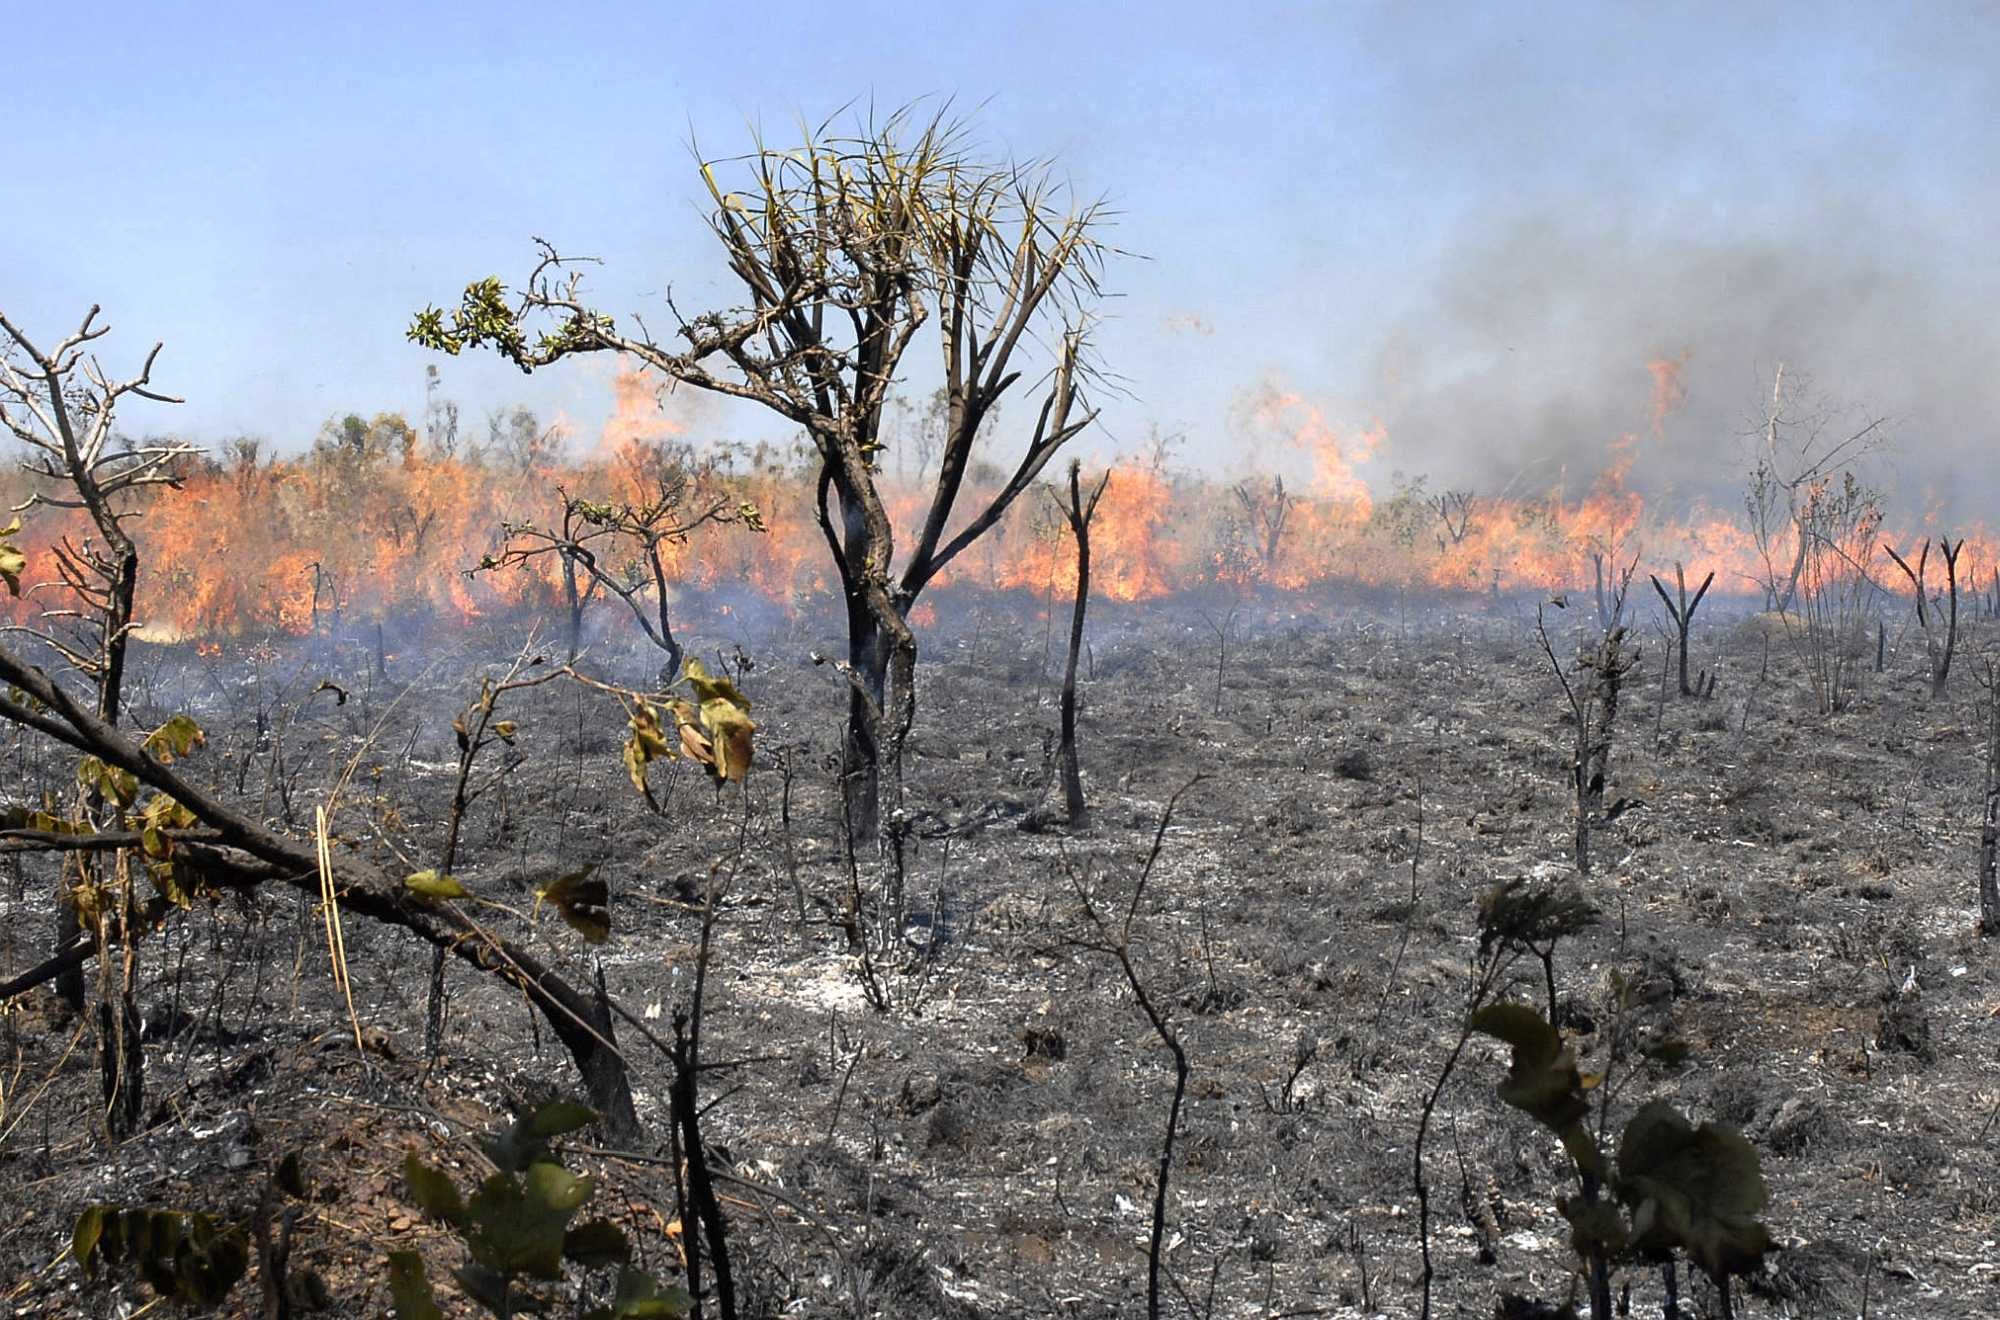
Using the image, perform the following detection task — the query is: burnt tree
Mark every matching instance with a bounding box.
[1884,535,1962,697]
[1232,474,1293,580]
[0,307,196,1136]
[1055,461,1110,827]
[414,105,1110,843]
[473,449,758,672]
[1648,561,1717,697]
[1537,602,1637,876]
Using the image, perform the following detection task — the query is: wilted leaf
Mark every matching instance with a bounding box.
[680,658,752,712]
[1615,1099,1774,1281]
[623,702,674,798]
[405,870,470,901]
[535,865,609,944]
[0,524,25,597]
[73,1205,109,1274]
[698,698,755,782]
[76,756,139,809]
[142,713,206,763]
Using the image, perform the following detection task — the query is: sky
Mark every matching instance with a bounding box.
[7,2,1997,510]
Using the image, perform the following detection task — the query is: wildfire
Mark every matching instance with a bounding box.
[1,358,1992,642]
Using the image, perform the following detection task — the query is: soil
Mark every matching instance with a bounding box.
[2,591,1997,1318]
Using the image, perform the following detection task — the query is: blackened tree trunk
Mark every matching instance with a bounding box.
[1649,563,1715,697]
[842,601,888,843]
[1057,463,1110,827]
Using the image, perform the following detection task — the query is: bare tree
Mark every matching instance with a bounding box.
[1788,471,1884,716]
[1648,562,1717,698]
[1232,474,1293,580]
[413,105,1111,842]
[1536,602,1638,876]
[473,446,760,671]
[0,307,195,1135]
[1884,535,1962,698]
[1431,488,1476,549]
[1743,363,1890,612]
[1055,461,1109,826]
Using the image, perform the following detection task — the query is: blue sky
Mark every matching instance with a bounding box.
[7,2,1996,502]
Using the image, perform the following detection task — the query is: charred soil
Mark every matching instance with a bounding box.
[2,594,1997,1318]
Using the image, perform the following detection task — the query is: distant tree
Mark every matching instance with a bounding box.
[413,104,1112,841]
[472,442,762,670]
[1743,363,1889,612]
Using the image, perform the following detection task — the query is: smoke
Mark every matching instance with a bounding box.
[1354,203,1998,517]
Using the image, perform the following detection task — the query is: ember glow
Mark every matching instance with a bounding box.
[2,363,1992,642]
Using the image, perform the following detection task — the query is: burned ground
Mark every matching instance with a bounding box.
[2,594,1997,1318]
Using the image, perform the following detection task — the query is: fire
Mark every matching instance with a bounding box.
[1,357,1993,640]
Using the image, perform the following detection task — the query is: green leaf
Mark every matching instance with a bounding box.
[387,1250,445,1320]
[584,1266,695,1319]
[403,1154,467,1225]
[451,1264,545,1314]
[1557,1192,1629,1261]
[527,1099,601,1142]
[1470,1002,1592,1132]
[486,1099,598,1173]
[404,870,470,901]
[563,1218,630,1269]
[1614,1099,1775,1282]
[464,1164,591,1281]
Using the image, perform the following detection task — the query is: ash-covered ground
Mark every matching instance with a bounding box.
[3,590,1997,1318]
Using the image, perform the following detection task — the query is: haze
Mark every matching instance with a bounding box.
[8,2,1995,512]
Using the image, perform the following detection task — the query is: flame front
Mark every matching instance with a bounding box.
[1,362,1989,641]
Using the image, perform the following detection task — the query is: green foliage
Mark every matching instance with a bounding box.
[396,1100,687,1319]
[408,278,613,374]
[1471,1002,1776,1299]
[72,1204,250,1305]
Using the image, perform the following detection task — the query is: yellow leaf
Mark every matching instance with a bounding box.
[404,870,469,901]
